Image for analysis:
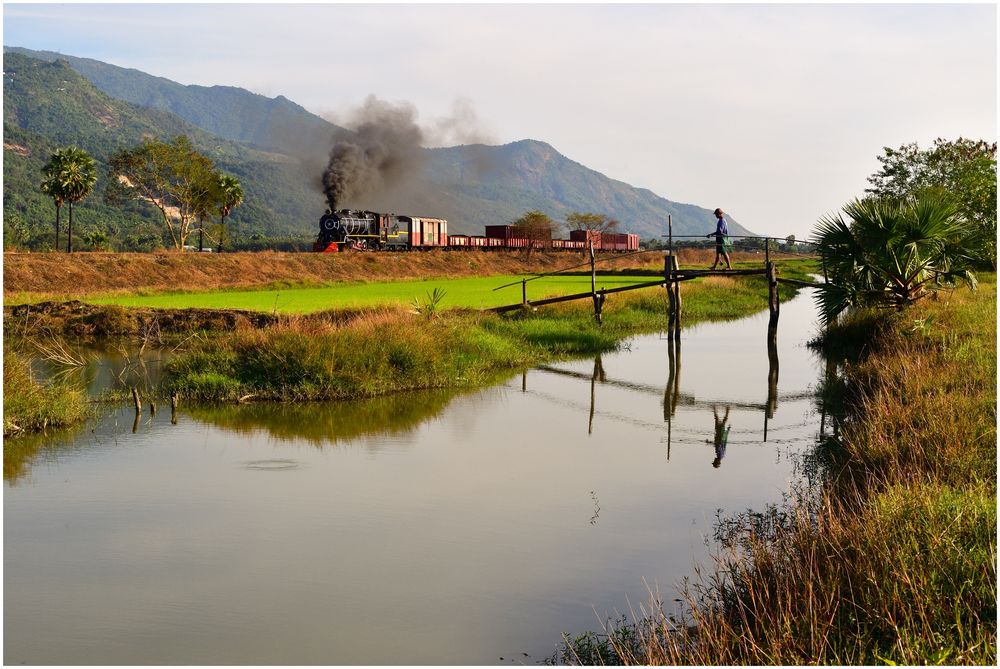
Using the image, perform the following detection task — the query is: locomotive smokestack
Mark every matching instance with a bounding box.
[322,96,424,210]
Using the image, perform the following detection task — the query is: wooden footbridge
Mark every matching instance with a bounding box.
[489,217,814,340]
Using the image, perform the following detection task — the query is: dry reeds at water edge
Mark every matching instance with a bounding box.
[3,347,89,437]
[555,282,997,665]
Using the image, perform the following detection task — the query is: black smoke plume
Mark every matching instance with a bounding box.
[322,96,424,211]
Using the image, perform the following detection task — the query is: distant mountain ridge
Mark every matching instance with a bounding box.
[4,45,755,244]
[4,46,345,156]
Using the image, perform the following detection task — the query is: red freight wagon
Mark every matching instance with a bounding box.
[404,216,448,247]
[485,225,515,240]
[448,234,470,248]
[569,229,603,249]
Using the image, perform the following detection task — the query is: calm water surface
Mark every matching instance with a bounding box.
[5,290,825,665]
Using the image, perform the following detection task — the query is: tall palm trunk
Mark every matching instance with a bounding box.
[54,203,61,251]
[66,202,74,253]
[219,214,225,253]
[199,216,204,252]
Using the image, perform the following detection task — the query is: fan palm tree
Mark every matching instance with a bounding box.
[812,193,978,323]
[40,151,70,251]
[53,147,98,253]
[217,174,243,253]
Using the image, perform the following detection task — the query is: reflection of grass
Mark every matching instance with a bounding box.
[186,387,466,446]
[556,276,997,665]
[3,421,90,483]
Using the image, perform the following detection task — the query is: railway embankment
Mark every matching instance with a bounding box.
[2,249,799,302]
[554,276,997,665]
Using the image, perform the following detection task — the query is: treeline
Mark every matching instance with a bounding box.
[15,136,245,254]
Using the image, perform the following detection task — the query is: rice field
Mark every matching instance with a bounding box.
[86,274,661,313]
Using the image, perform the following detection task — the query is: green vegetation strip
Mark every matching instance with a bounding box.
[86,274,663,313]
[555,276,997,665]
[166,269,806,402]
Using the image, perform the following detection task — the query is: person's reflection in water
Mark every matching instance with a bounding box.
[707,405,731,468]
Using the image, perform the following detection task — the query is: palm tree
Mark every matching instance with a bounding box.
[217,174,243,253]
[40,151,69,251]
[53,147,98,253]
[812,193,978,323]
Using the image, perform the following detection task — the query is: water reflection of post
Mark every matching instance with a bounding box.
[663,336,681,459]
[588,355,606,434]
[764,334,779,441]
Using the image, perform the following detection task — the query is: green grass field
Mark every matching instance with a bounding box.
[87,274,660,313]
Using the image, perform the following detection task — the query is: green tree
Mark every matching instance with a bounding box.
[565,211,620,234]
[3,212,31,250]
[216,174,244,252]
[812,193,978,324]
[512,210,555,257]
[106,136,218,251]
[82,229,109,251]
[866,138,997,266]
[55,147,98,253]
[40,149,73,251]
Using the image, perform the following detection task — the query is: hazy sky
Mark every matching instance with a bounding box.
[4,2,996,238]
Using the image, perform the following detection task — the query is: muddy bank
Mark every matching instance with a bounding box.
[4,300,400,339]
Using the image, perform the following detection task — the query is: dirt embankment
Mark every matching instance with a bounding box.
[3,248,790,300]
[3,250,669,298]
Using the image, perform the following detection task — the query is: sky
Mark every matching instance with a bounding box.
[3,1,997,238]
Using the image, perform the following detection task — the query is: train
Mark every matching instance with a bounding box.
[314,210,640,253]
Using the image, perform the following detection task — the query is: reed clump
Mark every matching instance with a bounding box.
[555,278,996,665]
[3,347,89,437]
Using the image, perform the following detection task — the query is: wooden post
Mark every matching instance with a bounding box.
[671,254,682,339]
[590,241,602,324]
[521,278,527,305]
[667,214,672,256]
[149,400,156,417]
[765,237,770,265]
[594,288,606,324]
[767,261,779,337]
[665,254,676,338]
[170,391,179,425]
[131,387,141,433]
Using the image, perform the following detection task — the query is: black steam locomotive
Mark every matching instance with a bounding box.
[314,210,448,252]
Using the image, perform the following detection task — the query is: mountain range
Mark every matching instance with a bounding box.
[3,46,753,250]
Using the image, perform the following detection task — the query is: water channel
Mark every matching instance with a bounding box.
[4,288,826,665]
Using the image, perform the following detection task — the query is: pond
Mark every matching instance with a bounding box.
[4,289,826,665]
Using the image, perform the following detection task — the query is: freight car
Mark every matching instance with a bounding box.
[314,210,639,253]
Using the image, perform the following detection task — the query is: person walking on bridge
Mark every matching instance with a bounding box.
[707,208,733,270]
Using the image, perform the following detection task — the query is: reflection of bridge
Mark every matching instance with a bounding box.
[534,364,815,411]
[520,321,827,464]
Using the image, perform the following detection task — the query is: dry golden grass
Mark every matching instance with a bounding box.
[2,248,784,300]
